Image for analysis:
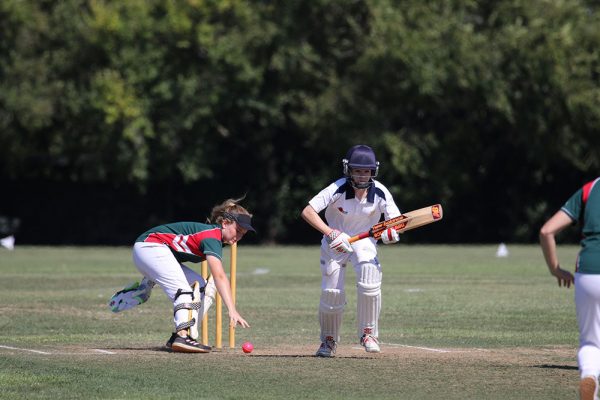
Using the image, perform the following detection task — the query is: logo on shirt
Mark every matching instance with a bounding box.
[337,207,348,214]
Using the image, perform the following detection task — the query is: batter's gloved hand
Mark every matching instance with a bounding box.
[380,227,400,244]
[327,229,354,254]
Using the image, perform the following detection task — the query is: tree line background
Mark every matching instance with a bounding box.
[1,0,599,245]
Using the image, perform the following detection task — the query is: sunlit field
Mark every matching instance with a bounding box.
[0,244,581,399]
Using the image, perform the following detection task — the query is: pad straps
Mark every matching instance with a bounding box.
[173,284,203,336]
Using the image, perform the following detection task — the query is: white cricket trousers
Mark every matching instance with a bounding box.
[319,238,382,341]
[132,242,206,330]
[575,273,600,379]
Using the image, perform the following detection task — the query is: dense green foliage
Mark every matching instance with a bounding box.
[1,0,599,243]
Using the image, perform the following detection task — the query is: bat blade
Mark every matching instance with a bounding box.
[349,204,443,243]
[394,203,443,234]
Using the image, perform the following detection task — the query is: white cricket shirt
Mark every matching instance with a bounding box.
[309,177,401,236]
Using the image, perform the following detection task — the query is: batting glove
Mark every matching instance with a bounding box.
[327,230,354,254]
[380,227,400,244]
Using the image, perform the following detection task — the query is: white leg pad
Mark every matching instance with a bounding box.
[173,281,201,339]
[193,277,216,338]
[174,292,193,332]
[200,276,217,318]
[319,289,346,343]
[188,281,201,340]
[356,262,382,339]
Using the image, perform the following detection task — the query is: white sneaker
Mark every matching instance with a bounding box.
[360,334,380,353]
[580,375,599,400]
[315,336,337,357]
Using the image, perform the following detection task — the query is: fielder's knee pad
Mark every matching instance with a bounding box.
[356,262,382,339]
[173,281,202,339]
[319,288,346,342]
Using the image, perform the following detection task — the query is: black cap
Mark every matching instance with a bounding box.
[223,212,256,233]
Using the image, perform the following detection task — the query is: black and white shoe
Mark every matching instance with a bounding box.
[170,335,211,353]
[165,332,178,349]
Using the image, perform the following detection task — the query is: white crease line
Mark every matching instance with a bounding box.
[93,349,116,354]
[379,343,453,353]
[0,345,52,355]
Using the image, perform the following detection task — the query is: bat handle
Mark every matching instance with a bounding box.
[349,231,371,244]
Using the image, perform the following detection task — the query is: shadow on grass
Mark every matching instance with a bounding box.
[533,364,578,370]
[247,354,373,359]
[110,347,373,359]
[106,346,171,352]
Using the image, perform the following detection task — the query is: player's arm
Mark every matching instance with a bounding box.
[301,204,353,253]
[379,205,401,244]
[380,185,401,221]
[301,204,332,236]
[539,210,575,288]
[380,189,402,244]
[206,255,250,327]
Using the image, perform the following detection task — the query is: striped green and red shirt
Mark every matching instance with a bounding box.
[136,222,222,263]
[561,177,600,274]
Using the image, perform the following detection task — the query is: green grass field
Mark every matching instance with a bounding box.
[0,244,582,399]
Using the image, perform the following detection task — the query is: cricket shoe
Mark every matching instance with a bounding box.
[360,334,380,353]
[580,375,599,400]
[165,332,178,349]
[170,335,211,353]
[315,336,337,357]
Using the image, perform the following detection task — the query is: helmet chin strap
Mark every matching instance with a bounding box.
[349,177,373,190]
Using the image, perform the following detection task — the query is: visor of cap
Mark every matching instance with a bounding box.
[233,213,256,233]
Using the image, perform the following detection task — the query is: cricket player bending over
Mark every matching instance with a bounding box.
[301,144,401,357]
[109,198,253,353]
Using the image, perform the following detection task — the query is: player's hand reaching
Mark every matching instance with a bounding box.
[327,229,354,254]
[229,310,250,328]
[380,228,400,244]
[551,266,574,288]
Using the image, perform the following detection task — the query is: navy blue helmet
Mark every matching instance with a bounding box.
[342,145,379,189]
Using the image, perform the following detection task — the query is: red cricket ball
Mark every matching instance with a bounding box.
[241,341,254,353]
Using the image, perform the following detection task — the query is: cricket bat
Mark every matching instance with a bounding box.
[348,204,443,243]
